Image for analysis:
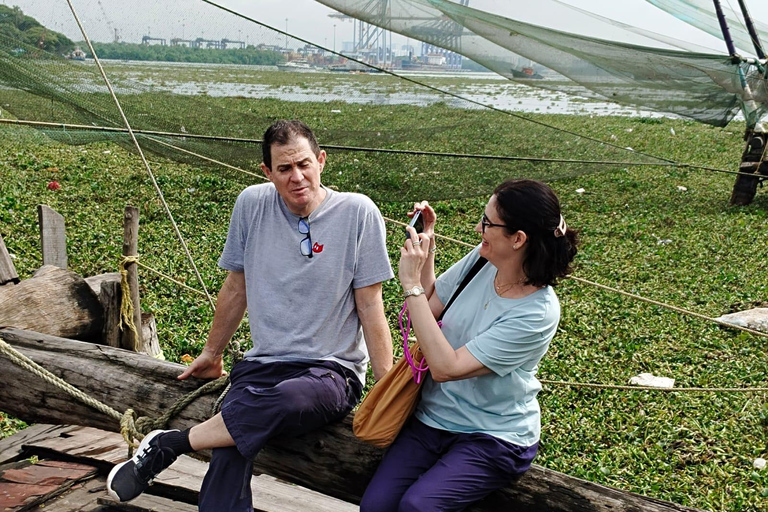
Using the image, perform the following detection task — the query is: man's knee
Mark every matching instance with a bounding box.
[398,491,439,512]
[360,486,397,512]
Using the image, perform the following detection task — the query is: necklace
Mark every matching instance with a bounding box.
[485,273,525,309]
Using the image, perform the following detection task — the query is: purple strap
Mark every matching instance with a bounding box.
[398,302,429,384]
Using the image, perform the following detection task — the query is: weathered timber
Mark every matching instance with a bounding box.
[0,424,66,465]
[84,273,121,297]
[0,234,19,286]
[121,206,143,352]
[38,205,68,270]
[22,425,357,512]
[0,328,704,512]
[38,478,107,512]
[141,312,163,359]
[0,267,102,341]
[0,458,97,511]
[98,279,121,348]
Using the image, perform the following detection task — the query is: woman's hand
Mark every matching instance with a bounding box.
[408,201,436,239]
[399,228,430,289]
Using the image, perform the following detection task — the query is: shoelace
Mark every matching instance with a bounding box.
[134,443,176,484]
[399,302,429,384]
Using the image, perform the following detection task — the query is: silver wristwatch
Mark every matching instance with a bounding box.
[403,286,425,298]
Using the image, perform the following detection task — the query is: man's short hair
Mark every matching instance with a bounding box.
[262,120,321,170]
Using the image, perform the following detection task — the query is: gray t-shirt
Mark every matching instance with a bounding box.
[218,184,393,384]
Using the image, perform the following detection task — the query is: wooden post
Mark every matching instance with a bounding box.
[37,205,68,269]
[120,206,143,352]
[0,234,19,286]
[99,279,122,348]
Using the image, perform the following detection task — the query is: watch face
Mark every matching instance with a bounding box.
[407,286,423,296]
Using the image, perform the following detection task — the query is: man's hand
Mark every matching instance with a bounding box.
[177,271,246,381]
[178,351,227,380]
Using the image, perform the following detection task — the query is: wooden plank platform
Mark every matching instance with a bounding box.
[0,424,357,512]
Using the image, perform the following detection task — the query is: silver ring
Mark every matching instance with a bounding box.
[412,240,422,246]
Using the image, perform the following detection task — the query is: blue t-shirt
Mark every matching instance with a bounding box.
[218,184,393,384]
[414,247,559,446]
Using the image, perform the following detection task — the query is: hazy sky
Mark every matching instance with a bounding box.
[7,0,768,56]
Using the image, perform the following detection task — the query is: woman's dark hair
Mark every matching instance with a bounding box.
[493,179,578,287]
[262,119,321,170]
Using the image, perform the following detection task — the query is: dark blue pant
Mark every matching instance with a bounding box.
[198,359,361,512]
[360,418,538,512]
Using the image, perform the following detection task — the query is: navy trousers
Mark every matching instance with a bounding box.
[360,418,538,512]
[198,359,361,512]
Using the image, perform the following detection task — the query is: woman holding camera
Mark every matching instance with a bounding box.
[360,179,578,512]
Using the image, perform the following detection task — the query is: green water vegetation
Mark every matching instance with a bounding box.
[1,97,768,511]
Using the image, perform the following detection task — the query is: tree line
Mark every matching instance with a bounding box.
[0,5,74,55]
[89,42,285,66]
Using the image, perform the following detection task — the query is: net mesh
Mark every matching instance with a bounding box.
[317,0,767,127]
[0,0,765,201]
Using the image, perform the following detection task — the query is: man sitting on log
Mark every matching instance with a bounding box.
[107,119,394,509]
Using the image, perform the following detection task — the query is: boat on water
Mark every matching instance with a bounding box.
[67,47,86,61]
[277,60,320,72]
[327,61,381,73]
[510,66,543,79]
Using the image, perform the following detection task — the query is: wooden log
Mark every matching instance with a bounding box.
[0,234,19,286]
[0,328,703,512]
[121,206,143,353]
[99,279,122,348]
[0,267,102,341]
[84,273,121,297]
[37,205,68,270]
[141,312,164,359]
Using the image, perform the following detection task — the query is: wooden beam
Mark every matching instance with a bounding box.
[0,328,704,512]
[120,206,143,352]
[0,234,20,286]
[37,205,67,270]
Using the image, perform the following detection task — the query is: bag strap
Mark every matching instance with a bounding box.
[437,256,487,322]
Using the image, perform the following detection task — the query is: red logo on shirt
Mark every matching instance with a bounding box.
[312,242,324,254]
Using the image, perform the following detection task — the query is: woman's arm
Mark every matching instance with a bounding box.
[405,293,492,382]
[400,226,491,382]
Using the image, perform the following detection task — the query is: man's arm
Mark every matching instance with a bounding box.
[178,271,247,380]
[354,282,393,382]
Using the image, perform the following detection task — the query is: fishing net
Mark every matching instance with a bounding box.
[0,0,738,201]
[646,0,768,57]
[0,0,765,201]
[316,0,768,128]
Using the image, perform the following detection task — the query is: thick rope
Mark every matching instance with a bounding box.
[0,336,123,421]
[0,332,230,452]
[118,255,140,340]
